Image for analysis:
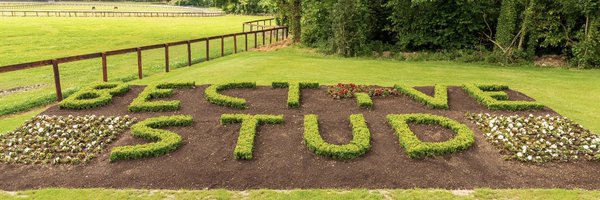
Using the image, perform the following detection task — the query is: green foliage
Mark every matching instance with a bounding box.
[386,114,474,159]
[394,84,448,109]
[387,0,499,50]
[330,0,371,56]
[303,114,371,159]
[128,82,195,112]
[204,82,256,109]
[60,82,129,110]
[272,81,319,108]
[495,0,519,51]
[110,115,193,162]
[463,84,544,111]
[355,93,373,108]
[220,114,285,160]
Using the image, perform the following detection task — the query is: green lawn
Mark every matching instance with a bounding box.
[0,16,274,116]
[1,188,599,200]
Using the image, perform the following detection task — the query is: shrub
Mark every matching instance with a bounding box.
[60,82,129,109]
[386,114,474,159]
[220,114,285,160]
[463,84,544,111]
[204,82,256,109]
[128,82,195,112]
[303,114,371,159]
[355,93,373,108]
[110,115,193,162]
[394,84,448,109]
[272,81,320,108]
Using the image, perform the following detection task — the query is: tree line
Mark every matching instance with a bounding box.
[278,0,599,68]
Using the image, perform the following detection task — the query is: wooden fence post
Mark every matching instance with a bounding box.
[52,59,63,101]
[245,33,248,51]
[234,34,237,53]
[254,32,257,48]
[275,29,279,42]
[164,44,170,72]
[101,52,107,82]
[137,48,143,79]
[187,41,192,66]
[262,31,265,45]
[270,30,273,44]
[205,39,210,61]
[221,36,224,57]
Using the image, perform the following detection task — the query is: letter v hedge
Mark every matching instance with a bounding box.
[60,82,129,109]
[303,114,371,159]
[387,114,474,159]
[220,114,284,160]
[110,115,193,162]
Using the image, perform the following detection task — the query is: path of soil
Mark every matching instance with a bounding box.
[2,85,599,190]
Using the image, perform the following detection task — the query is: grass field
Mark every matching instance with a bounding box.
[1,188,600,200]
[0,2,206,11]
[0,16,273,116]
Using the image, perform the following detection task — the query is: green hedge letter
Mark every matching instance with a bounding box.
[387,114,474,159]
[220,114,284,160]
[303,114,371,159]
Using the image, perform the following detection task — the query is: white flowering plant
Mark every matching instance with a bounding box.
[0,115,135,164]
[468,113,600,163]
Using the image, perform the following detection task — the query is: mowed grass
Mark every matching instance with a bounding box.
[132,47,600,132]
[0,16,274,116]
[1,188,600,200]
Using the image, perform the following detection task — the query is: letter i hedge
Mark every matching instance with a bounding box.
[272,81,319,108]
[220,114,284,160]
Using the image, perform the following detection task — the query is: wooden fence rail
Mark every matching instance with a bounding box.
[0,9,224,17]
[0,18,286,102]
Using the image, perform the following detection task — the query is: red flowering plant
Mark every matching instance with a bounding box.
[327,83,398,99]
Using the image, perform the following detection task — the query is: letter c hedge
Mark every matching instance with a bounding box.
[110,115,193,162]
[205,82,256,109]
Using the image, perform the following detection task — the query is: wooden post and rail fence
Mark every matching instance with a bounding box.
[0,10,224,17]
[0,19,286,102]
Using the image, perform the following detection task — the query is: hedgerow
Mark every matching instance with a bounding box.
[220,114,285,160]
[387,114,474,159]
[204,82,256,109]
[272,82,320,108]
[128,82,195,112]
[463,84,544,111]
[395,84,448,109]
[60,82,129,109]
[303,114,371,159]
[355,93,373,108]
[110,115,193,162]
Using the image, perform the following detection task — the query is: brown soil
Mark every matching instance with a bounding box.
[1,85,599,190]
[253,39,291,52]
[534,55,568,67]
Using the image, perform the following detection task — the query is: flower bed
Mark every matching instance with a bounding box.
[0,115,135,164]
[327,83,398,99]
[387,114,475,159]
[303,114,371,159]
[110,115,193,162]
[468,113,600,163]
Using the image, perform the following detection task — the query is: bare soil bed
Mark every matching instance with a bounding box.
[1,85,599,190]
